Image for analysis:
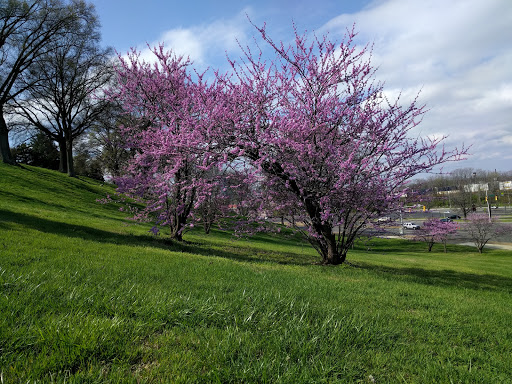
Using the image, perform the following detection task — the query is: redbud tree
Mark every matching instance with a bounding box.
[111,47,229,240]
[415,219,458,252]
[222,24,467,264]
[111,23,467,265]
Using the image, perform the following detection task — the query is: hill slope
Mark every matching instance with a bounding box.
[1,163,511,383]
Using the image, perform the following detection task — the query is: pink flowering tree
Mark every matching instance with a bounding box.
[221,23,467,264]
[465,213,507,253]
[110,47,229,240]
[415,219,458,252]
[195,169,246,234]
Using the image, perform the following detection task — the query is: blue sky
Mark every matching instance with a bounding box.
[90,0,512,174]
[91,0,372,54]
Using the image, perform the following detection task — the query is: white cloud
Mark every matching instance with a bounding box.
[159,29,204,62]
[320,0,512,172]
[135,9,252,69]
[502,136,512,145]
[120,0,512,172]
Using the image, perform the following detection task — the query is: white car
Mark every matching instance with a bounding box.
[403,222,420,230]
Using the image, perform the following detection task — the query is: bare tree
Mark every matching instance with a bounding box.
[85,102,132,178]
[12,0,113,176]
[0,0,77,164]
[450,168,478,218]
[465,213,507,253]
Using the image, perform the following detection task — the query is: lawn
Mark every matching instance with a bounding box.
[1,163,511,383]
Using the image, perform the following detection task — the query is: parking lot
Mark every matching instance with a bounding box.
[374,206,512,249]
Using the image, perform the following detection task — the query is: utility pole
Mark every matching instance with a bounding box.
[399,209,403,235]
[486,190,492,222]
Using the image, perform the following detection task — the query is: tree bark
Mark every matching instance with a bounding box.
[58,139,68,173]
[170,225,184,241]
[0,111,15,165]
[303,196,347,265]
[168,183,196,241]
[318,230,346,265]
[170,211,188,241]
[66,138,75,177]
[203,214,212,234]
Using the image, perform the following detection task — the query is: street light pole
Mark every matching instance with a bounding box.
[486,190,492,222]
[399,209,403,235]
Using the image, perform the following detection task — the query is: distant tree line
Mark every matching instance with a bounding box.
[408,167,512,217]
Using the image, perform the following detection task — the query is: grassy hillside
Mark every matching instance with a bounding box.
[1,163,511,383]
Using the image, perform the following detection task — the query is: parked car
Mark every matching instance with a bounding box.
[448,215,461,219]
[440,218,453,223]
[377,216,391,222]
[403,222,420,230]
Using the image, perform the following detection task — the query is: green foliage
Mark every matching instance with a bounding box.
[1,163,512,383]
[11,133,60,170]
[73,150,104,181]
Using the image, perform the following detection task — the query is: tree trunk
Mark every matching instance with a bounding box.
[303,196,347,265]
[203,207,212,234]
[319,231,346,265]
[0,111,15,165]
[169,187,196,242]
[204,220,211,234]
[66,139,75,177]
[170,226,184,241]
[58,139,68,173]
[170,212,187,241]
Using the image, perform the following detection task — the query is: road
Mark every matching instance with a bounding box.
[372,206,512,250]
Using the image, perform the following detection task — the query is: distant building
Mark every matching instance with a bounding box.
[461,181,512,192]
[437,190,459,195]
[464,183,489,193]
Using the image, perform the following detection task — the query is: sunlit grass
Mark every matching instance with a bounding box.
[1,163,512,383]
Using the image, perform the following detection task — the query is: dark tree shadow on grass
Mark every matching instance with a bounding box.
[352,262,512,293]
[3,208,511,290]
[0,190,123,218]
[9,165,107,197]
[0,209,314,266]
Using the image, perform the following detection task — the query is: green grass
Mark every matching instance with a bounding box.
[1,163,512,383]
